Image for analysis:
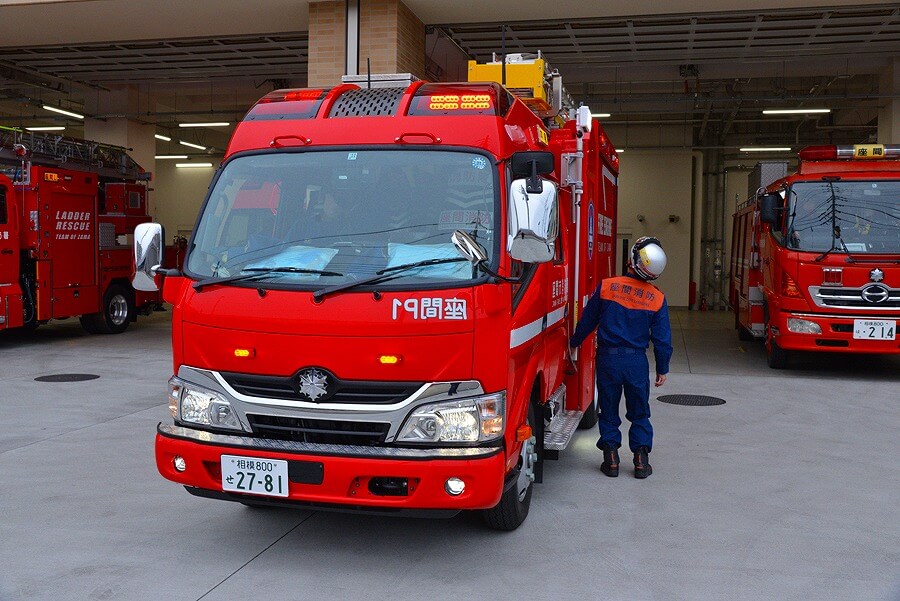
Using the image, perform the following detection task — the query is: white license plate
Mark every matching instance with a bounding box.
[853,319,896,340]
[221,454,289,497]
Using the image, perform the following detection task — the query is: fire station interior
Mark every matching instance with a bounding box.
[0,1,897,600]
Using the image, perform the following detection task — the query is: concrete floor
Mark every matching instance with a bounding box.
[0,309,897,601]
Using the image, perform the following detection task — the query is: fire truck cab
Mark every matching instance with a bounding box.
[730,144,900,368]
[137,55,619,529]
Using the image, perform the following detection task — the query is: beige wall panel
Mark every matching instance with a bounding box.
[152,161,220,243]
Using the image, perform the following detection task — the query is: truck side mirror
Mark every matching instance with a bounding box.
[510,150,554,194]
[508,177,559,263]
[759,192,782,225]
[133,222,164,292]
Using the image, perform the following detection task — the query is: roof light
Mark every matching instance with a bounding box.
[740,147,791,152]
[257,89,327,104]
[42,104,84,119]
[246,89,329,121]
[25,126,65,131]
[155,155,189,159]
[178,122,230,128]
[155,134,172,141]
[175,162,213,168]
[763,108,831,115]
[799,144,900,161]
[408,83,512,117]
[179,140,206,150]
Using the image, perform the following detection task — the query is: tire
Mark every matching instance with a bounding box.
[577,384,599,430]
[482,402,536,531]
[80,284,134,335]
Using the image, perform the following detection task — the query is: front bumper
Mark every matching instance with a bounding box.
[156,424,506,511]
[773,311,900,353]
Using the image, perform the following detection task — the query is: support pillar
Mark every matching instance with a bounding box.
[308,0,425,88]
[878,58,900,144]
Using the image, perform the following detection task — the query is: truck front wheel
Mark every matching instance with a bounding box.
[80,284,134,334]
[482,403,536,531]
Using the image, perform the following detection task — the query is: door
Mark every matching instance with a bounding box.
[0,178,19,285]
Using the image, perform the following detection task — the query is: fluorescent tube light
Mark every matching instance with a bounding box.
[175,162,213,168]
[178,122,230,128]
[739,147,792,152]
[762,109,831,115]
[42,104,84,119]
[179,140,207,150]
[615,149,624,153]
[26,126,66,131]
[591,113,611,118]
[155,155,189,159]
[155,134,172,141]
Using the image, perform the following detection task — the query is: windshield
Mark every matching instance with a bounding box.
[786,180,900,253]
[187,150,497,286]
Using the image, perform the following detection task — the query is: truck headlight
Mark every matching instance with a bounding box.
[397,392,505,444]
[168,377,243,431]
[787,318,821,334]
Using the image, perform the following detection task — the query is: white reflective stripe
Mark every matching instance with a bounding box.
[547,306,566,327]
[602,166,616,186]
[510,316,544,349]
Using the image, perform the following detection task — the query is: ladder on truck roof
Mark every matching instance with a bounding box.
[0,126,148,181]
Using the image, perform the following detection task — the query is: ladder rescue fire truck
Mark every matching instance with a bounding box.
[730,144,900,368]
[136,53,619,529]
[0,127,177,335]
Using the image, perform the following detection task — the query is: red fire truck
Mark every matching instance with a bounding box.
[0,127,175,335]
[730,144,900,368]
[137,55,619,529]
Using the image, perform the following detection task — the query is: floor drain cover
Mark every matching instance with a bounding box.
[656,394,725,406]
[34,374,101,383]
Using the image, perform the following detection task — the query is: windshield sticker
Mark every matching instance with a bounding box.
[471,156,487,170]
[347,152,357,160]
[439,210,492,231]
[392,297,468,320]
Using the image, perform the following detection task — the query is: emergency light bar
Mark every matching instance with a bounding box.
[799,144,900,161]
[244,89,329,121]
[408,83,513,117]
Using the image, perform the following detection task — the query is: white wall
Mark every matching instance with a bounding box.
[151,160,221,242]
[615,150,693,306]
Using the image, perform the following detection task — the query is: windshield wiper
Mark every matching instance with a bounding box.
[313,257,469,302]
[194,266,343,291]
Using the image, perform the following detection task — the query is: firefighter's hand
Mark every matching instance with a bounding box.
[655,373,667,387]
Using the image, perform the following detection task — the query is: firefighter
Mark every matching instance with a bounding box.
[570,236,673,479]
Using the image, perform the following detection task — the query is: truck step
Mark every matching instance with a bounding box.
[543,410,583,451]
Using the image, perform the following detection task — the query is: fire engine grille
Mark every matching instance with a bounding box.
[328,88,403,117]
[221,371,422,404]
[811,286,900,310]
[247,414,390,445]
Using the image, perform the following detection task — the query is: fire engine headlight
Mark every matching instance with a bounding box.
[169,377,243,431]
[396,392,505,444]
[787,318,822,335]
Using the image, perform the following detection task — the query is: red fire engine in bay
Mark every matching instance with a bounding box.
[136,54,619,529]
[730,144,900,369]
[0,127,174,335]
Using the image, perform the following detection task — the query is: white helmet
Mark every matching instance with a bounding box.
[630,236,667,281]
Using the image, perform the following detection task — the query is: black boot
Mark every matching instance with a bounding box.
[633,446,652,479]
[600,444,619,478]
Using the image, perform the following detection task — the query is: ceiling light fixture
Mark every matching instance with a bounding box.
[739,147,792,152]
[591,113,611,118]
[42,104,84,119]
[179,140,206,150]
[762,109,831,115]
[155,155,189,159]
[175,162,213,168]
[615,149,624,153]
[178,122,230,128]
[26,126,66,131]
[155,134,172,141]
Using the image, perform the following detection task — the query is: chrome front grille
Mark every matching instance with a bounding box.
[809,285,900,310]
[221,371,423,404]
[247,414,390,445]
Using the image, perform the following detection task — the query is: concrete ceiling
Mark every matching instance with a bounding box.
[0,0,897,153]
